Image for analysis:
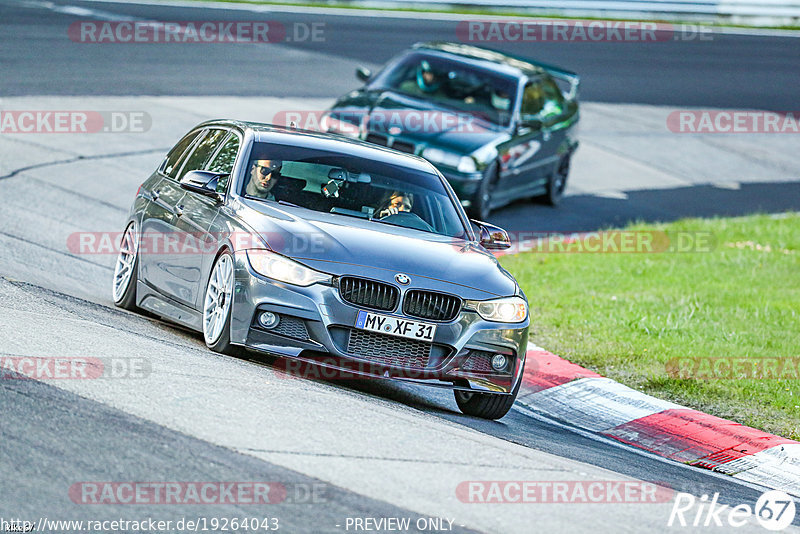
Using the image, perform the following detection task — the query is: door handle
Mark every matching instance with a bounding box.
[151,189,160,202]
[175,205,184,217]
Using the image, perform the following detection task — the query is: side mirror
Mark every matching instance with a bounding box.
[517,117,543,135]
[470,219,511,250]
[180,170,225,203]
[355,66,372,83]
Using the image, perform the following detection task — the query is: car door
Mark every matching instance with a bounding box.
[497,79,554,194]
[139,128,203,296]
[157,128,230,307]
[175,131,242,309]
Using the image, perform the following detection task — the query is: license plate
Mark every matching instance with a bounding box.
[355,310,437,342]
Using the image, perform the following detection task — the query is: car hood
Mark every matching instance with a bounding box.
[235,199,517,298]
[331,89,505,154]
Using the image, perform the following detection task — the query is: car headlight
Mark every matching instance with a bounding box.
[246,250,330,286]
[457,156,477,173]
[465,296,527,323]
[422,148,476,174]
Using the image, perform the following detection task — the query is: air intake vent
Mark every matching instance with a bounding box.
[403,290,461,322]
[365,133,389,146]
[346,329,430,369]
[338,276,399,312]
[390,140,415,154]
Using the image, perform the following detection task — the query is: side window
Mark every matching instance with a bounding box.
[162,130,201,179]
[541,78,565,118]
[205,133,240,194]
[176,129,227,181]
[520,82,544,118]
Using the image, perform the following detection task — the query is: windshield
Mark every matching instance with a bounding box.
[242,142,469,239]
[367,52,518,127]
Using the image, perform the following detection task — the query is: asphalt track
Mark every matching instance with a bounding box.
[2,0,800,111]
[1,1,799,532]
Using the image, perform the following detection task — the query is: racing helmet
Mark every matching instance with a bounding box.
[416,60,441,93]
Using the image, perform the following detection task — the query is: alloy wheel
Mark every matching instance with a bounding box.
[203,254,234,345]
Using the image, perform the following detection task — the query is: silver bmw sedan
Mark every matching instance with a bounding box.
[113,120,529,419]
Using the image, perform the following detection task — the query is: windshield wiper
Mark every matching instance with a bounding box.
[370,217,435,235]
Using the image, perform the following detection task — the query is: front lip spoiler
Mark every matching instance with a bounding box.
[244,346,515,394]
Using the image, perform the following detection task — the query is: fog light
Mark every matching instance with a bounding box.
[258,311,279,329]
[491,354,508,371]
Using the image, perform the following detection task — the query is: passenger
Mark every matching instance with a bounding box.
[377,191,413,218]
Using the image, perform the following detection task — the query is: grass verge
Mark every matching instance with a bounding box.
[499,213,800,440]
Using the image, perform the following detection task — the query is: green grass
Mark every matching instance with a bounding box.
[499,213,800,439]
[182,0,800,31]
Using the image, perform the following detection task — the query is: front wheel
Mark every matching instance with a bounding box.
[112,223,139,311]
[454,377,521,420]
[203,251,240,355]
[467,162,498,221]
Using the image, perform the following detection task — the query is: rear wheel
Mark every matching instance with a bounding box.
[203,251,240,356]
[112,223,139,311]
[454,376,522,420]
[540,154,570,206]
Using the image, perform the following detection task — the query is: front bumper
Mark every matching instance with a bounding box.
[230,252,528,394]
[438,168,484,203]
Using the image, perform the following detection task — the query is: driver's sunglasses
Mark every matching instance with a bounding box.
[255,163,280,175]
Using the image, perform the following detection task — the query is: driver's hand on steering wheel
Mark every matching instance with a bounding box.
[378,206,401,218]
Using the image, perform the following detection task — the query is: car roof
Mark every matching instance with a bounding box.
[196,120,440,174]
[412,41,575,80]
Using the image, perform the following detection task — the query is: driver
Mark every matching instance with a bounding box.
[377,191,413,218]
[400,59,445,97]
[246,159,282,199]
[417,60,441,93]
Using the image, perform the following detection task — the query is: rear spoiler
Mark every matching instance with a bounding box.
[548,69,580,101]
[486,46,581,101]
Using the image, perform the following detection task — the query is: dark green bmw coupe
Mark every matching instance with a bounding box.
[322,42,580,220]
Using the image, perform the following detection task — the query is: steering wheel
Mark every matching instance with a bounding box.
[378,210,435,232]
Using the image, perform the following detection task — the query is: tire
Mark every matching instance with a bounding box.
[454,375,522,420]
[112,223,139,311]
[203,251,240,356]
[467,162,498,221]
[541,154,570,207]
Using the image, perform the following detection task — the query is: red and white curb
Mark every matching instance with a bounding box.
[518,346,800,497]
